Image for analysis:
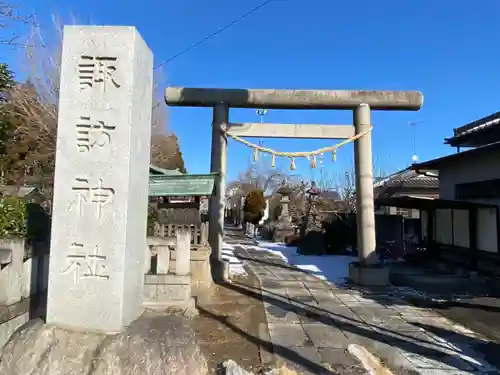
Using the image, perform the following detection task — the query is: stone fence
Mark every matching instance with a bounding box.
[0,239,50,348]
[0,231,212,348]
[0,239,49,306]
[153,221,209,246]
[145,228,212,306]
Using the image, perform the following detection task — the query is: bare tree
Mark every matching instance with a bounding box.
[2,83,57,186]
[333,165,388,214]
[150,132,186,172]
[227,163,290,197]
[149,67,186,172]
[0,17,61,187]
[0,1,34,46]
[336,169,357,213]
[1,17,186,189]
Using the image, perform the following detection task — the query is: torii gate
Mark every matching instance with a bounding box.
[165,87,423,285]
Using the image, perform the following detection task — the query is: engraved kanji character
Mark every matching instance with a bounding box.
[82,245,109,280]
[90,178,115,219]
[76,115,116,152]
[71,178,115,219]
[72,177,90,216]
[78,55,121,92]
[62,243,109,284]
[61,243,86,284]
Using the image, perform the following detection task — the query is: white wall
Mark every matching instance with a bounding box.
[453,209,470,248]
[439,147,500,206]
[435,208,453,245]
[478,207,498,253]
[433,208,470,248]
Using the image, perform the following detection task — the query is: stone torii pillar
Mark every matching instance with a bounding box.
[165,87,423,285]
[209,104,229,281]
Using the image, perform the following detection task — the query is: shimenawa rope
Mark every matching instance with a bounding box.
[225,125,373,170]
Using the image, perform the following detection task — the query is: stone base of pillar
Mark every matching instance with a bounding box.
[144,298,198,316]
[210,258,230,284]
[348,262,390,287]
[143,274,198,315]
[273,218,295,243]
[0,313,208,374]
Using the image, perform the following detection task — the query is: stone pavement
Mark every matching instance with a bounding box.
[234,245,500,375]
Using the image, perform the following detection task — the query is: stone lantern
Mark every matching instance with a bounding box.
[273,186,295,242]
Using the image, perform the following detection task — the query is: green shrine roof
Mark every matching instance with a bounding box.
[149,173,217,197]
[149,165,184,176]
[148,164,216,196]
[0,185,39,198]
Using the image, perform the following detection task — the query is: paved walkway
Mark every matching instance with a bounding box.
[233,244,500,375]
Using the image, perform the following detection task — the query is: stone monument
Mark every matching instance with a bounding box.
[0,26,208,375]
[45,25,153,333]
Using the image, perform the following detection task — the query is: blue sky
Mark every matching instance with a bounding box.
[3,0,500,184]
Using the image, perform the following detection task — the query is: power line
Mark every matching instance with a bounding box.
[154,0,275,70]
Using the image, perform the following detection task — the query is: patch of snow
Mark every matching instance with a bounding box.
[347,344,395,375]
[219,359,277,375]
[219,359,253,375]
[222,243,247,276]
[256,240,357,285]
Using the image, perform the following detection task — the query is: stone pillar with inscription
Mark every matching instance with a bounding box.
[46,26,153,333]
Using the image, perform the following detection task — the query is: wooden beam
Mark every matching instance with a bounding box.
[227,123,355,139]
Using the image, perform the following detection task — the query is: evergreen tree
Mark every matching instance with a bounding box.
[0,63,15,98]
[243,189,266,225]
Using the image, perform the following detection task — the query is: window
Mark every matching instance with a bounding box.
[455,178,500,199]
[396,208,411,218]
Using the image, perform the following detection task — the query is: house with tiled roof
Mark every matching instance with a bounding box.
[444,111,500,150]
[378,111,500,276]
[374,167,439,218]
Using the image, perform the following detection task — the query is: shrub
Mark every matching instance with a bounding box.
[0,196,27,238]
[243,189,266,225]
[322,213,357,254]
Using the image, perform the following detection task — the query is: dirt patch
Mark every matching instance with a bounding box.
[192,274,270,374]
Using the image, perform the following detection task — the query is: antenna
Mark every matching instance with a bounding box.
[408,120,427,163]
[255,109,268,166]
[256,108,268,124]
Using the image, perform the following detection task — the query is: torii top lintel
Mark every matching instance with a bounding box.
[164,87,423,111]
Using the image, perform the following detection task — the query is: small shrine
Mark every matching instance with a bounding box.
[146,165,217,300]
[148,165,216,246]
